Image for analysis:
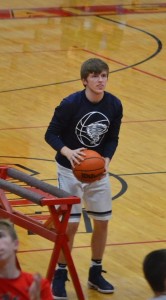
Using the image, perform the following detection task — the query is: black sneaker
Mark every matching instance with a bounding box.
[88,265,115,294]
[52,269,69,299]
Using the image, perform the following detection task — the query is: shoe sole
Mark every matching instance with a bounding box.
[88,281,115,294]
[52,296,68,300]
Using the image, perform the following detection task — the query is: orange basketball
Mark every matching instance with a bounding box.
[72,149,105,183]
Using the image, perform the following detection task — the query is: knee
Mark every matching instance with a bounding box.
[93,219,109,231]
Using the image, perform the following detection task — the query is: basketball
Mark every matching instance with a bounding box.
[72,149,105,183]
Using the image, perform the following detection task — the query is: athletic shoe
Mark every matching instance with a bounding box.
[88,265,115,294]
[52,269,69,299]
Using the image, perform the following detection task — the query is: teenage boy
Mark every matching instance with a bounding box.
[45,58,123,299]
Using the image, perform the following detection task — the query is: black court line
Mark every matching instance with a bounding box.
[84,15,163,74]
[0,16,163,94]
[0,118,166,132]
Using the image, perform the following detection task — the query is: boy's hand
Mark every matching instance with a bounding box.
[29,273,41,300]
[61,146,86,168]
[104,157,111,173]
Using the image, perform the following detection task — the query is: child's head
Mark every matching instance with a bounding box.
[143,249,166,294]
[80,58,109,81]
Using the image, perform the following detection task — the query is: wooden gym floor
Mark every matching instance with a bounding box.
[0,0,166,299]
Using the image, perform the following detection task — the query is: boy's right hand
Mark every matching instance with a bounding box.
[60,146,86,168]
[29,273,41,300]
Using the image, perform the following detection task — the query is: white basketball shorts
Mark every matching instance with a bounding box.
[57,163,112,222]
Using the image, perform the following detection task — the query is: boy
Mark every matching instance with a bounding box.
[45,58,123,299]
[0,219,53,300]
[143,249,166,300]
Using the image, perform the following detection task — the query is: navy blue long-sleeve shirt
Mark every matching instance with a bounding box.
[45,89,123,169]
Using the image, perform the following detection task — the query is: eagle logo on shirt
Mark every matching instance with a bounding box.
[75,112,110,147]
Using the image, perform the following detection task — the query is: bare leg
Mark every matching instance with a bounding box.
[58,222,79,264]
[91,219,109,260]
[88,219,114,293]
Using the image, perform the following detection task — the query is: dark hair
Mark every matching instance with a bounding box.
[143,249,166,292]
[80,58,109,80]
[0,219,18,240]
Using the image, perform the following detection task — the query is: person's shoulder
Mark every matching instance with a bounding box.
[20,271,34,279]
[105,91,122,104]
[60,90,84,109]
[19,271,34,283]
[104,91,123,111]
[20,271,49,286]
[64,90,84,103]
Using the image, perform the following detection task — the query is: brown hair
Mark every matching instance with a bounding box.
[0,219,18,240]
[80,58,109,80]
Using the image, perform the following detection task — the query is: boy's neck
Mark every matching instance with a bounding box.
[0,260,20,279]
[85,89,104,103]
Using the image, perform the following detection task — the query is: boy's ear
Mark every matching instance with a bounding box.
[14,239,19,251]
[82,78,87,87]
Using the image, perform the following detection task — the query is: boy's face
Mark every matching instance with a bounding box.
[0,228,18,263]
[82,70,108,94]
